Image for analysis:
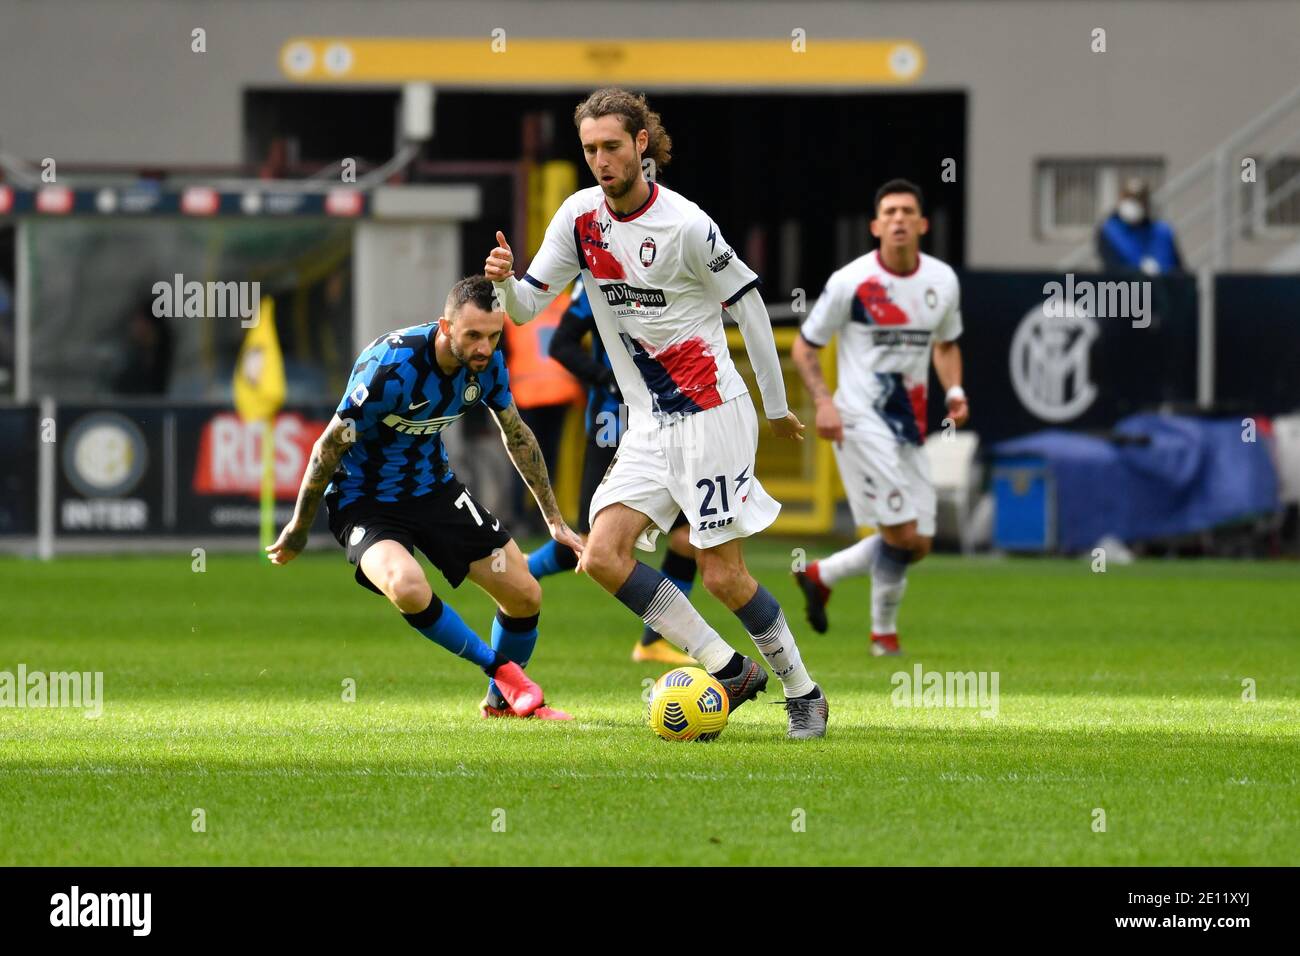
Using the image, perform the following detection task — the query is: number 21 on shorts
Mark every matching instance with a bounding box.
[696,475,731,516]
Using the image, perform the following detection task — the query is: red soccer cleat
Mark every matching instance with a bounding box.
[480,700,574,720]
[870,632,902,657]
[491,661,544,716]
[479,699,517,719]
[530,705,574,721]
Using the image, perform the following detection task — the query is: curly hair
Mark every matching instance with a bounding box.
[573,88,673,169]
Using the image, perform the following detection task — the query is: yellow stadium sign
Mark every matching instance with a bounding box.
[279,38,924,86]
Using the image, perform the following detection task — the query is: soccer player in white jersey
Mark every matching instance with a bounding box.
[790,179,969,657]
[485,88,827,738]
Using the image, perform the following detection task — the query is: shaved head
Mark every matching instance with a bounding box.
[445,275,497,321]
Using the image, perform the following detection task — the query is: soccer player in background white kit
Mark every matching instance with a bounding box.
[791,180,969,657]
[485,88,828,738]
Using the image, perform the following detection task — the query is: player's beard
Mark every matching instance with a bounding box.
[601,164,639,200]
[448,337,489,371]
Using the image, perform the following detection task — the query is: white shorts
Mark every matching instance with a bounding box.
[834,421,936,537]
[589,396,781,551]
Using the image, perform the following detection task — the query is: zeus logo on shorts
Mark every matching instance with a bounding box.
[699,516,735,531]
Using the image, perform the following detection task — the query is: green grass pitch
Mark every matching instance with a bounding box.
[1,541,1296,866]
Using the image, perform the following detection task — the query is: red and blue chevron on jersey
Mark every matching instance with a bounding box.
[521,181,761,426]
[801,250,962,446]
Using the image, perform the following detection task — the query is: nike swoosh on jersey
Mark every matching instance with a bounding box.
[409,399,430,410]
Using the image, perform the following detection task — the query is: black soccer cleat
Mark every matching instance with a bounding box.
[712,656,769,714]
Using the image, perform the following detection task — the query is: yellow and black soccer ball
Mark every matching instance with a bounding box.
[648,667,730,742]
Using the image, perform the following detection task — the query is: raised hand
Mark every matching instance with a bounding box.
[484,230,514,281]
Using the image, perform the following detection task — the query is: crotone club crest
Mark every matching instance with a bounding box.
[639,237,656,267]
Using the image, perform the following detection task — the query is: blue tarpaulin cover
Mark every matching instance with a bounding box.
[994,415,1279,552]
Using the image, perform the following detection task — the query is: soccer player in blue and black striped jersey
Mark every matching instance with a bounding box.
[267,276,584,720]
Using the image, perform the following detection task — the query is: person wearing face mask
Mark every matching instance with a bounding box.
[1096,178,1184,275]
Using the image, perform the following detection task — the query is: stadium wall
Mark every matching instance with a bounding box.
[2,1,1298,269]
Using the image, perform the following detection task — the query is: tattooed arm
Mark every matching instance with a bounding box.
[492,401,584,555]
[266,415,357,565]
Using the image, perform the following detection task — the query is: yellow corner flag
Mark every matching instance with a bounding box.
[233,297,286,558]
[234,297,286,422]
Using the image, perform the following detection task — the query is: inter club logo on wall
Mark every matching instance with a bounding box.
[640,237,656,267]
[1009,304,1099,422]
[62,412,148,498]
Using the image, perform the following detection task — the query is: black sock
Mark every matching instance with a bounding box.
[661,549,698,582]
[554,545,579,572]
[481,649,509,678]
[712,652,743,680]
[792,685,821,700]
[401,595,444,629]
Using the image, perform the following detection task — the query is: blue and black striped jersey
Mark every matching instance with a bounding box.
[325,324,513,509]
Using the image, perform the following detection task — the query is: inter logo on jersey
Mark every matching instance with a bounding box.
[463,381,481,403]
[639,237,656,267]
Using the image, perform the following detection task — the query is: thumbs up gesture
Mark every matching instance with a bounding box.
[485,231,514,281]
